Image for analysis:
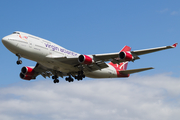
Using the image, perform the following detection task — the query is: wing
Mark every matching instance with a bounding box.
[95,43,178,63]
[47,43,177,73]
[131,43,178,56]
[53,57,109,72]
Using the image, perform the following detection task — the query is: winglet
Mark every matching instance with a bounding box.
[172,43,178,48]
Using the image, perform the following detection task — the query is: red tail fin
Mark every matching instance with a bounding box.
[109,45,131,77]
[120,45,131,52]
[109,62,128,70]
[113,45,131,70]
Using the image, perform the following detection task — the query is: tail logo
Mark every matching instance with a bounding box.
[109,61,128,70]
[119,62,128,70]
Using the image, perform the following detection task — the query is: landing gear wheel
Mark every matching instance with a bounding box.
[82,75,85,78]
[52,73,59,83]
[53,79,59,83]
[75,75,83,81]
[56,79,59,83]
[68,78,74,82]
[16,60,22,65]
[53,80,56,83]
[65,76,74,82]
[52,75,58,80]
[74,71,85,81]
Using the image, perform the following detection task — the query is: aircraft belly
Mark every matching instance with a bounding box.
[85,65,117,78]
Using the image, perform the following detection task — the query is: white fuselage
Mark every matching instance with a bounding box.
[2,32,118,78]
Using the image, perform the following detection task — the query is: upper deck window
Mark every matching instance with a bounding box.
[13,32,20,34]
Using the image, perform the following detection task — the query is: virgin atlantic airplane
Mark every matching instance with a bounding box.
[1,31,178,83]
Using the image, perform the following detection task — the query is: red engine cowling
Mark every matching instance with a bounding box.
[119,51,133,61]
[20,73,33,80]
[20,66,35,80]
[78,55,93,65]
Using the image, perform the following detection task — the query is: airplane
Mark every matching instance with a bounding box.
[1,31,178,83]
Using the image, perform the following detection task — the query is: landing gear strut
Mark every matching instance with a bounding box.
[52,75,59,83]
[16,54,22,65]
[75,71,85,81]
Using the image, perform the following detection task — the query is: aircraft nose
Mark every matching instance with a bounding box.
[2,35,18,53]
[2,36,9,45]
[1,36,16,50]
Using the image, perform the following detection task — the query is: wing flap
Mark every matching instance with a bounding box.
[93,52,119,62]
[119,67,154,74]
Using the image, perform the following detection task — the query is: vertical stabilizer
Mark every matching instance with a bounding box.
[111,45,132,70]
[108,45,132,77]
[120,45,131,52]
[109,61,128,71]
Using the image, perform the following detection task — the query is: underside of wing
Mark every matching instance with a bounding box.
[33,63,65,79]
[47,55,109,72]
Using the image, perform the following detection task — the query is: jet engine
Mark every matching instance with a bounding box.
[20,66,35,80]
[78,55,93,65]
[119,51,133,61]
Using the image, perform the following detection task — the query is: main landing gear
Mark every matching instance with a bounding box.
[65,71,85,83]
[65,75,74,82]
[74,71,85,81]
[52,71,86,83]
[16,54,22,65]
[65,71,85,82]
[52,75,59,83]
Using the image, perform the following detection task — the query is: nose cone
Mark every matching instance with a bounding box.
[2,36,9,45]
[2,36,18,53]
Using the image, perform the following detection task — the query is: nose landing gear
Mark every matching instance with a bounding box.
[16,54,22,65]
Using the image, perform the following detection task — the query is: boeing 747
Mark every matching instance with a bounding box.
[2,31,178,83]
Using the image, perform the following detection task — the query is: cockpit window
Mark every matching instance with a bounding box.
[13,32,20,34]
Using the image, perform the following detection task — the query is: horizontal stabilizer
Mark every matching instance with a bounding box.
[119,67,154,74]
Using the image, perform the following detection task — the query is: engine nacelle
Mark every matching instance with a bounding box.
[21,66,34,75]
[78,55,93,65]
[20,73,33,80]
[119,51,133,61]
[20,66,35,80]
